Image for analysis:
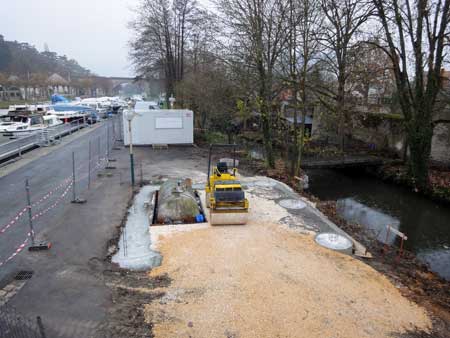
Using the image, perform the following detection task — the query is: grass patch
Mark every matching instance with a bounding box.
[0,100,29,109]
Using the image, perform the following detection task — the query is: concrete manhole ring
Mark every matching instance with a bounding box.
[315,233,353,253]
[279,199,307,210]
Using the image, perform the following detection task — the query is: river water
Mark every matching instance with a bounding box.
[307,169,450,281]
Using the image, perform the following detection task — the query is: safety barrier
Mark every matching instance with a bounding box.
[0,115,121,270]
[382,224,408,261]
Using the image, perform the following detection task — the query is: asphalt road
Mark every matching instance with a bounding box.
[0,118,120,282]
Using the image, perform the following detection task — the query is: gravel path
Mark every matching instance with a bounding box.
[145,188,431,338]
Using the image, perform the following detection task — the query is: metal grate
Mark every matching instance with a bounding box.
[14,271,33,281]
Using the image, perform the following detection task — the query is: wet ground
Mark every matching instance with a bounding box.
[307,168,450,281]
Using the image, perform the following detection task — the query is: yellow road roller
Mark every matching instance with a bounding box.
[205,144,249,225]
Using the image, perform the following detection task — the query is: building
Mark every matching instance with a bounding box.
[123,107,194,146]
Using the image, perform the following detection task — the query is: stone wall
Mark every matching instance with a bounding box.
[312,105,450,165]
[350,113,405,155]
[431,123,450,165]
[311,109,405,156]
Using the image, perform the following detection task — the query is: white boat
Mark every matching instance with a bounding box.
[8,104,55,115]
[0,114,62,137]
[8,104,38,114]
[51,104,93,122]
[78,101,109,118]
[79,97,126,116]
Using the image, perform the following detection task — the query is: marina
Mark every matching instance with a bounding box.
[0,96,126,163]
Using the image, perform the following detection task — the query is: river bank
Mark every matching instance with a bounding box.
[306,168,450,280]
[367,163,450,204]
[239,157,450,337]
[316,199,450,338]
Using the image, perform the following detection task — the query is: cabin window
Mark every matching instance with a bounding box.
[30,116,41,125]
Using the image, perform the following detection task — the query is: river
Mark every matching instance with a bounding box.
[307,168,450,281]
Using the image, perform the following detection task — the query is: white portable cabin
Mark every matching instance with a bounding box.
[123,109,194,145]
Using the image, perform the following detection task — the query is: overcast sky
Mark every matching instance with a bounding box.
[0,0,141,77]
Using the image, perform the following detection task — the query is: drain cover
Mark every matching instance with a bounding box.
[279,199,307,210]
[14,271,33,281]
[315,233,353,253]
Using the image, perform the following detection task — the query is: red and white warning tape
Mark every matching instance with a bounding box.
[0,207,28,234]
[0,177,72,236]
[31,180,73,222]
[0,149,112,267]
[31,177,72,208]
[0,181,72,267]
[0,232,31,267]
[76,156,108,183]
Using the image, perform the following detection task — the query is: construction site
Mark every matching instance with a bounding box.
[0,133,449,337]
[101,145,447,338]
[0,103,447,338]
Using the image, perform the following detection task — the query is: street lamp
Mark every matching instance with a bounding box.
[169,94,176,109]
[124,109,139,186]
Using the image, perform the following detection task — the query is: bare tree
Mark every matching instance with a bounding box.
[348,40,396,106]
[372,0,450,188]
[283,0,323,176]
[129,0,201,104]
[218,0,291,167]
[316,0,373,152]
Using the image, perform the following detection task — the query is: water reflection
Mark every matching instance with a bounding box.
[337,198,400,245]
[307,168,450,281]
[417,248,450,281]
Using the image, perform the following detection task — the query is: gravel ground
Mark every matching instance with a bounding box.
[144,187,431,338]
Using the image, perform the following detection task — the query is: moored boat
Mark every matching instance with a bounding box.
[0,114,62,137]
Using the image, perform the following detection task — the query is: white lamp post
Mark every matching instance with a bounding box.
[124,109,138,186]
[169,94,176,109]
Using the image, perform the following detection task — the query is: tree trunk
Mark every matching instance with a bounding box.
[337,76,345,153]
[261,99,275,168]
[257,61,275,168]
[406,117,433,188]
[298,106,307,174]
[291,91,299,176]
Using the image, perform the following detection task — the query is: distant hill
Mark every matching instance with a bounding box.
[0,35,90,77]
